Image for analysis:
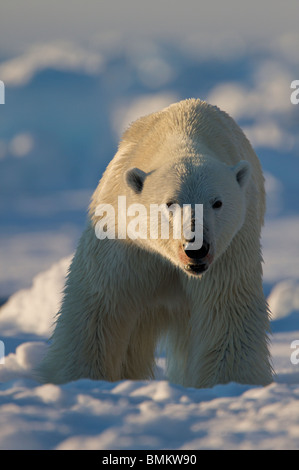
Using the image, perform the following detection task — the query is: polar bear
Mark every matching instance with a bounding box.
[38,99,273,387]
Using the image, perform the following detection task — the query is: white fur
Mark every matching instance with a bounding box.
[38,99,273,387]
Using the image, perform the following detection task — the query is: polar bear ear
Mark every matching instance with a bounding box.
[125,167,147,194]
[232,160,251,189]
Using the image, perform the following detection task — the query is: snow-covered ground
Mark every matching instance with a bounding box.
[0,214,299,450]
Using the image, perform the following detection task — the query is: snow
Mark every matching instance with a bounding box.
[0,256,70,337]
[1,336,299,451]
[0,217,299,450]
[0,42,103,86]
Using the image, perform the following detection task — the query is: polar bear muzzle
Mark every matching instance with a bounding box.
[182,238,210,275]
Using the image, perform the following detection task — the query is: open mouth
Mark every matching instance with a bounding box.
[184,263,208,275]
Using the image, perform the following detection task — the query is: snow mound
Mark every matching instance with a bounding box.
[0,377,299,450]
[268,280,299,320]
[0,256,71,337]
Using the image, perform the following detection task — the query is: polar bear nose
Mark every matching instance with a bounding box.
[184,239,210,260]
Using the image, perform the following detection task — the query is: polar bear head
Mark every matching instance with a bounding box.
[124,138,251,277]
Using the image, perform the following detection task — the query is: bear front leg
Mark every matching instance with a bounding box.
[37,233,142,384]
[37,286,139,383]
[182,271,273,389]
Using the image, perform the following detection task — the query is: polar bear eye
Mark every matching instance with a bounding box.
[212,200,223,209]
